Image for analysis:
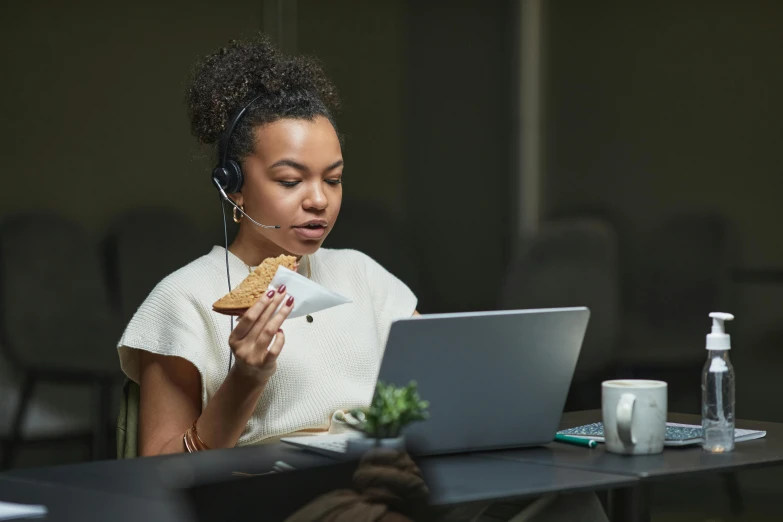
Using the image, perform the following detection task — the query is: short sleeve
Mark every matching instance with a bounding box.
[358,252,418,346]
[116,277,211,394]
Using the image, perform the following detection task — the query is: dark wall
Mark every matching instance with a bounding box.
[0,1,267,241]
[543,0,783,344]
[298,0,405,220]
[402,0,515,313]
[0,1,515,317]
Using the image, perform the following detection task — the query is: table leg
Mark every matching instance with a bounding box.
[608,484,651,522]
[722,472,744,516]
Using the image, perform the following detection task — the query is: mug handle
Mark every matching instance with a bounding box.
[616,393,636,445]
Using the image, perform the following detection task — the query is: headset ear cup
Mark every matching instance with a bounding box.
[225,160,244,194]
[211,167,230,191]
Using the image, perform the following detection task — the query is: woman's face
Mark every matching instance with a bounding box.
[234,116,343,256]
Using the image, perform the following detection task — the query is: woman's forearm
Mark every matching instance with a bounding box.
[196,364,268,448]
[156,365,268,454]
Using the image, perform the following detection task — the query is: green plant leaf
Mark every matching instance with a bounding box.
[351,380,430,438]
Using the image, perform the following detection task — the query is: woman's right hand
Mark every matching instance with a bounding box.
[228,285,294,383]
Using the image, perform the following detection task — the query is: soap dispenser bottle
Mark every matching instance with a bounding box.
[702,312,736,453]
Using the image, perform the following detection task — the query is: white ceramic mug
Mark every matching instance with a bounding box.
[602,379,667,455]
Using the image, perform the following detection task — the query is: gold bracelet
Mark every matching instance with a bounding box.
[183,420,211,453]
[183,431,195,453]
[192,420,211,450]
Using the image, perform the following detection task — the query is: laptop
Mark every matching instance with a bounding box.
[282,307,590,457]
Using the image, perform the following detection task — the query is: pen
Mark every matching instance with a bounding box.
[554,433,597,448]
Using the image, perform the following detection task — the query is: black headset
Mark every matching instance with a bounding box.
[211,93,266,195]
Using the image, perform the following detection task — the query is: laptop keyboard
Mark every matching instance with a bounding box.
[305,438,348,453]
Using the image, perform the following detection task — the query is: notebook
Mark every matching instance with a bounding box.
[558,422,766,447]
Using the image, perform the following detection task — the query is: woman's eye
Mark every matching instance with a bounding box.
[278,181,300,187]
[326,178,343,185]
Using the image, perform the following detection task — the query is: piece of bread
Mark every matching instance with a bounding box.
[212,254,298,315]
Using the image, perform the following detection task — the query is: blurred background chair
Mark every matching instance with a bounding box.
[102,208,209,323]
[0,213,123,468]
[102,208,208,461]
[499,217,620,411]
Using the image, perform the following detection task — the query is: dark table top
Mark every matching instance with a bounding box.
[420,454,636,506]
[1,425,638,520]
[17,409,775,519]
[4,440,337,500]
[480,410,783,481]
[180,453,637,521]
[1,444,342,522]
[0,474,191,522]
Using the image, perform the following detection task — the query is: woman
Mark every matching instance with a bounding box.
[118,35,418,456]
[117,34,609,522]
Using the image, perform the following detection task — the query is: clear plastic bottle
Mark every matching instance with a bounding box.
[701,312,735,453]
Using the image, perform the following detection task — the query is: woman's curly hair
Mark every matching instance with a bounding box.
[186,34,341,161]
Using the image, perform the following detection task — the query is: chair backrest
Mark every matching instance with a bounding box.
[0,213,121,373]
[637,212,731,332]
[103,208,208,322]
[116,377,139,459]
[499,218,620,380]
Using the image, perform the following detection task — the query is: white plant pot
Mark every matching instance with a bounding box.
[344,435,406,458]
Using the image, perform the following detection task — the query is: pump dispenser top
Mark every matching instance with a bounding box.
[707,312,734,351]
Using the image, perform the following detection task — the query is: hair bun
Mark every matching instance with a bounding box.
[186,34,340,146]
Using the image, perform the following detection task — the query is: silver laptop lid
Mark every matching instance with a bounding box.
[376,307,590,456]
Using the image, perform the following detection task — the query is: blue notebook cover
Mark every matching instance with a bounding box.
[558,422,766,447]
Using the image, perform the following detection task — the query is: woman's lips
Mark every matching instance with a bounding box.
[293,225,326,239]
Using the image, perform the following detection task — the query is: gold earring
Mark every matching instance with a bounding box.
[232,205,243,223]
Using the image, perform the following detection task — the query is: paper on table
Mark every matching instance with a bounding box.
[0,501,47,521]
[268,266,351,319]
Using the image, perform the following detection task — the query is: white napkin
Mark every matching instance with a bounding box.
[268,266,351,319]
[0,501,47,521]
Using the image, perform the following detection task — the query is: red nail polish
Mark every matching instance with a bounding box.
[278,328,283,334]
[266,290,275,298]
[286,296,294,307]
[278,285,287,294]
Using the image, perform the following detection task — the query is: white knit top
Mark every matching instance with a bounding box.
[117,246,417,446]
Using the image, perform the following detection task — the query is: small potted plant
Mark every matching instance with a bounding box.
[345,380,430,454]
